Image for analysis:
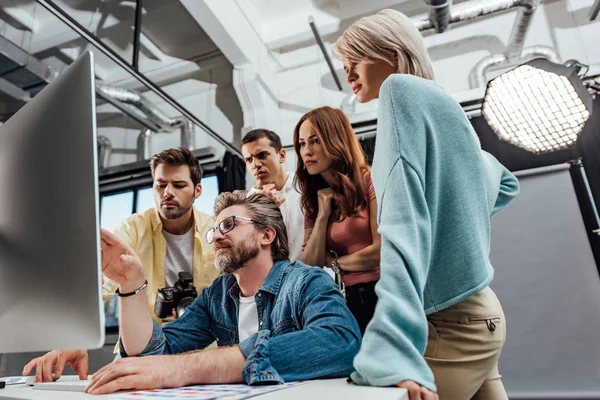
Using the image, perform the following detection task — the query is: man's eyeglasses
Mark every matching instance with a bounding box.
[205,215,264,244]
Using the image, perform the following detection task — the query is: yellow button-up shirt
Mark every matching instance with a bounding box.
[102,206,220,323]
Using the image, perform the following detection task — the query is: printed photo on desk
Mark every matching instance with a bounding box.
[112,382,302,399]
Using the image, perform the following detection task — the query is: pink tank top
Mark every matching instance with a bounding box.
[305,170,380,286]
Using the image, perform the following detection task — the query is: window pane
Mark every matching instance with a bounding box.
[100,191,133,329]
[136,187,154,213]
[195,175,219,216]
[100,191,134,232]
[104,295,119,328]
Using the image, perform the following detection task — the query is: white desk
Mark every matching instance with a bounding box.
[0,378,408,399]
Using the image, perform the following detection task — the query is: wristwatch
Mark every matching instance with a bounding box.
[329,259,341,275]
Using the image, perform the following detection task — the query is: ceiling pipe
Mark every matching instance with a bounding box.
[469,54,508,89]
[136,118,196,161]
[136,128,153,161]
[180,118,196,151]
[413,0,539,32]
[469,45,559,88]
[97,136,113,169]
[505,0,538,62]
[412,0,555,88]
[424,0,452,33]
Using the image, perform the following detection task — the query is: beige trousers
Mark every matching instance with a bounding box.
[425,286,508,400]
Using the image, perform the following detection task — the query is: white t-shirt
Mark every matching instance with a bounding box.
[162,227,194,287]
[280,172,304,262]
[238,295,259,342]
[250,172,304,262]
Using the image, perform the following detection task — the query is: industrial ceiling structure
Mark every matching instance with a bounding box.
[0,0,598,168]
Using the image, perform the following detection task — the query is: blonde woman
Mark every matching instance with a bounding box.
[333,9,519,400]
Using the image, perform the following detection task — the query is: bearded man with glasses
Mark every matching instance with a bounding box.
[77,191,361,395]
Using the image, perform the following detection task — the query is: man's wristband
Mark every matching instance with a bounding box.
[116,280,148,297]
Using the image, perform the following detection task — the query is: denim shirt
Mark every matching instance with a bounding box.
[120,260,361,385]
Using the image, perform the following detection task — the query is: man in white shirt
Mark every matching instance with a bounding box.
[241,129,304,261]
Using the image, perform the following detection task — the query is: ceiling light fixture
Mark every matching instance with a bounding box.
[481,58,593,154]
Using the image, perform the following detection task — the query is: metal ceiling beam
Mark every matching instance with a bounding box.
[132,0,143,70]
[590,0,600,20]
[309,16,343,91]
[34,0,242,158]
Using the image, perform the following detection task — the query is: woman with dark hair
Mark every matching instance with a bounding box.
[293,106,380,334]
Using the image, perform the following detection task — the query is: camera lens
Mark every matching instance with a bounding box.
[176,297,195,318]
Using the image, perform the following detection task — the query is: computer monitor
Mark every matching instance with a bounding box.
[0,51,104,353]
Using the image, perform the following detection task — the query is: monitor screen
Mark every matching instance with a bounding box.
[0,51,104,353]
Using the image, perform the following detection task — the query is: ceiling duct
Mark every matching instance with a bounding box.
[0,35,199,155]
[96,84,182,133]
[0,35,56,97]
[0,35,169,129]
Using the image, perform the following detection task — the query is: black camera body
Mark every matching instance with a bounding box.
[154,271,198,319]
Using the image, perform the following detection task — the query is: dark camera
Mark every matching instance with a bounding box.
[154,271,198,319]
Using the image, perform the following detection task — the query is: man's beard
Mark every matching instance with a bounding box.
[215,237,260,274]
[160,197,193,220]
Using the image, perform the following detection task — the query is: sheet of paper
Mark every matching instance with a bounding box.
[112,382,301,399]
[0,376,28,385]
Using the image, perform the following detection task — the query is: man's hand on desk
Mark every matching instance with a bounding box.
[22,349,89,382]
[84,355,187,395]
[100,229,145,289]
[396,380,438,400]
[86,347,245,394]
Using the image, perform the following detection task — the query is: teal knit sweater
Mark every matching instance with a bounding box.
[351,74,519,390]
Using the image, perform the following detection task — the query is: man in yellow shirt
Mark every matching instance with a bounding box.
[103,147,220,323]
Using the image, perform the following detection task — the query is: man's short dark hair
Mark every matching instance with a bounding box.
[150,147,203,186]
[241,129,283,152]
